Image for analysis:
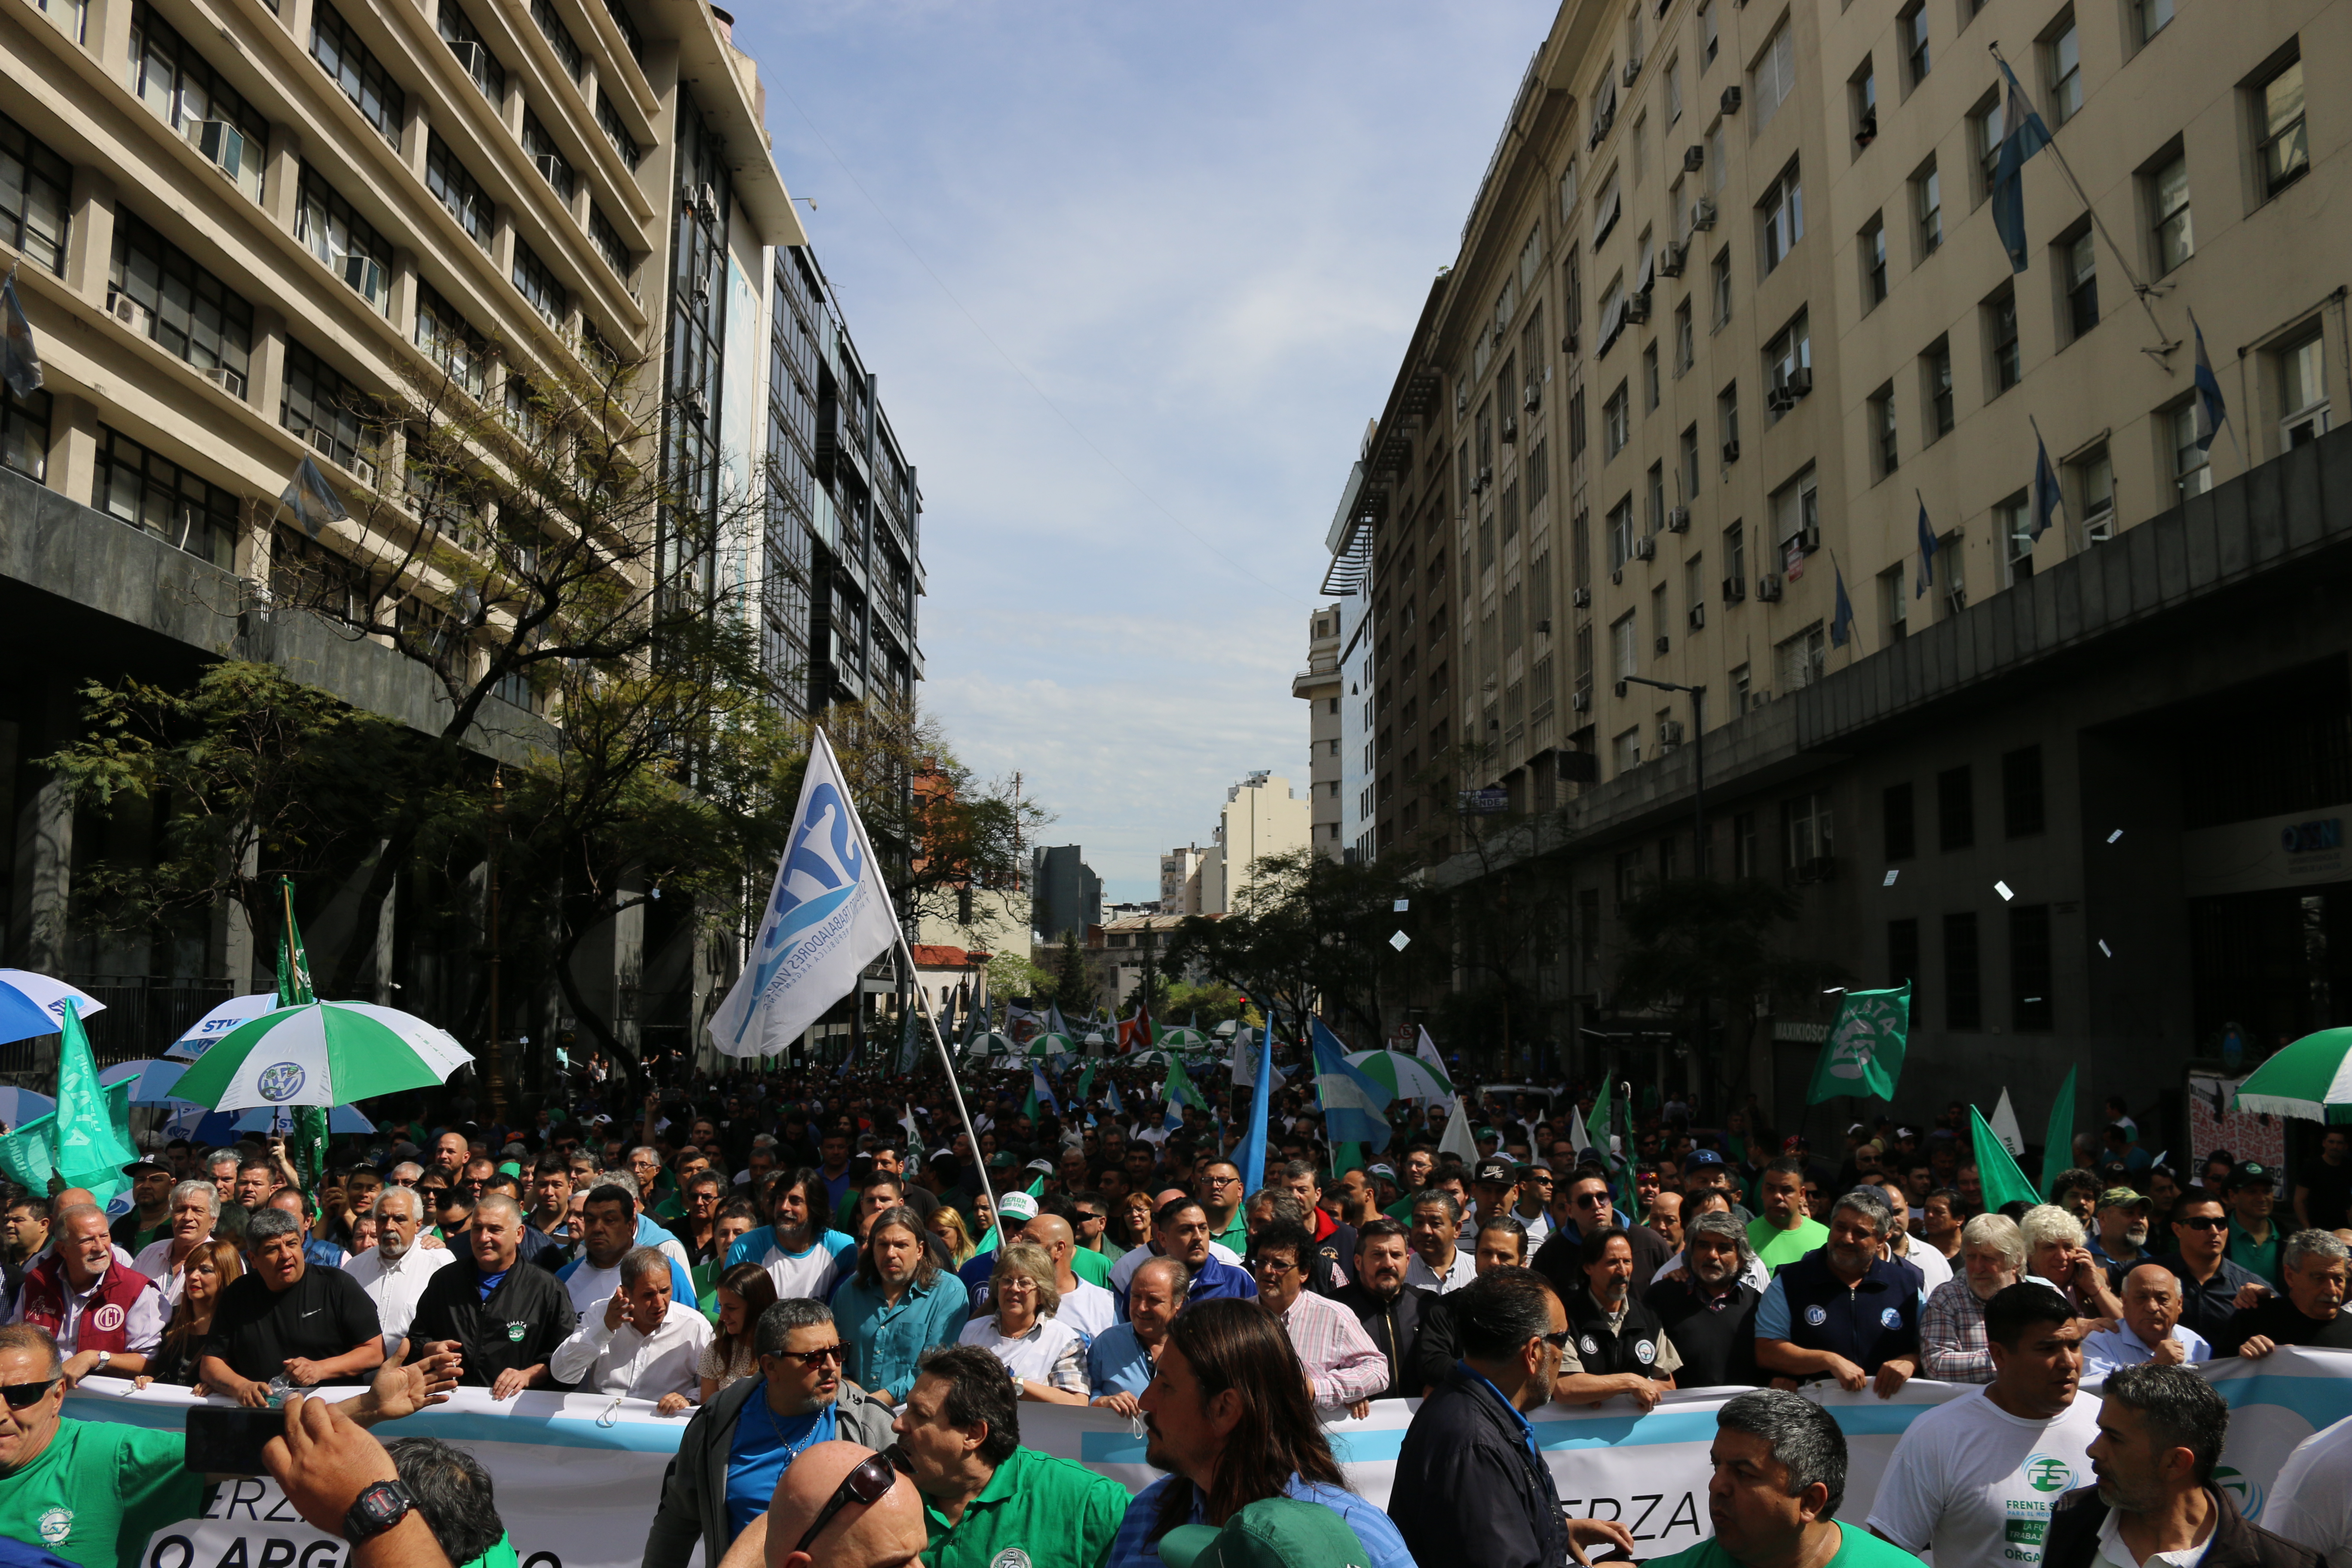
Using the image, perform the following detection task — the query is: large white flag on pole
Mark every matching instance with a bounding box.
[708,728,900,1057]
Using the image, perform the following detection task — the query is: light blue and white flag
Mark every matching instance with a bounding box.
[1309,1017,1393,1152]
[1235,1017,1275,1193]
[709,727,900,1057]
[2189,308,2229,456]
[1991,55,2054,274]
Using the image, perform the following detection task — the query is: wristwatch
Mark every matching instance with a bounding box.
[343,1481,416,1544]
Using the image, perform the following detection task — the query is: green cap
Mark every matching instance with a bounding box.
[1156,1500,1374,1568]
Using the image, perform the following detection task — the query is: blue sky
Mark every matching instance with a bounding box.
[737,5,1541,902]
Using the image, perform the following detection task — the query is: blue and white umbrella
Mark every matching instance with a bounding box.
[101,1058,192,1105]
[0,1087,55,1126]
[231,1103,377,1134]
[0,970,106,1046]
[165,993,279,1061]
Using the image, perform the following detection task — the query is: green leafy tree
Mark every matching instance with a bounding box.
[1051,930,1094,1014]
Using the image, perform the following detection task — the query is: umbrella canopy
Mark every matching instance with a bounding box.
[2234,1027,2352,1122]
[100,1058,191,1105]
[168,1001,472,1111]
[1128,1049,1174,1068]
[967,1030,1017,1058]
[1346,1049,1454,1102]
[0,1087,55,1127]
[1158,1026,1210,1049]
[166,993,280,1061]
[232,1103,377,1134]
[0,971,107,1047]
[1026,1032,1075,1057]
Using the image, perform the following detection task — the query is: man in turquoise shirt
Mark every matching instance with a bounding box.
[830,1206,968,1405]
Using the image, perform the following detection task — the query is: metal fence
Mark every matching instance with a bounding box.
[0,977,235,1079]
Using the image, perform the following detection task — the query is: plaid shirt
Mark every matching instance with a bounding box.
[1274,1288,1390,1411]
[1920,1277,1996,1383]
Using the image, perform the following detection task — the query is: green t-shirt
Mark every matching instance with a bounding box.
[0,1418,207,1568]
[462,1531,519,1568]
[1749,1215,1831,1270]
[1210,1214,1250,1257]
[1068,1247,1113,1288]
[2226,1219,2283,1288]
[919,1446,1131,1568]
[1648,1521,1926,1568]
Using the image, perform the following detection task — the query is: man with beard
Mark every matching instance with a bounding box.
[1922,1213,2026,1383]
[1757,1188,1918,1398]
[2089,1188,2157,1286]
[1647,1212,1764,1389]
[1551,1227,1680,1410]
[344,1187,454,1339]
[1332,1220,1429,1402]
[1642,1390,1927,1568]
[723,1170,858,1302]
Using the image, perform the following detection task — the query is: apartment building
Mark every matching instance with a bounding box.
[0,0,921,1059]
[1159,844,1207,916]
[1334,0,2352,1121]
[1292,603,1345,860]
[1200,770,1310,914]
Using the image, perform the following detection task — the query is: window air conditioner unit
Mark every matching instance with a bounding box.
[1659,241,1686,278]
[1666,506,1690,533]
[1654,633,1672,655]
[1501,414,1518,444]
[1457,385,1470,414]
[1631,535,1657,560]
[191,119,246,181]
[1786,367,1815,398]
[1626,290,1651,324]
[1722,575,1746,603]
[1721,438,1740,462]
[1683,145,1706,173]
[203,364,246,398]
[1755,573,1783,601]
[1611,567,1625,586]
[1856,110,1879,148]
[1796,525,1821,553]
[682,387,709,421]
[1687,603,1706,629]
[1571,585,1592,608]
[1721,86,1743,114]
[1767,386,1795,414]
[1691,197,1718,230]
[110,292,150,333]
[1536,617,1552,634]
[1571,689,1591,711]
[1659,718,1685,746]
[1479,464,1493,487]
[697,183,720,224]
[1523,383,1542,413]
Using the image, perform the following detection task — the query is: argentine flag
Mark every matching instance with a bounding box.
[1309,1017,1393,1152]
[708,728,901,1057]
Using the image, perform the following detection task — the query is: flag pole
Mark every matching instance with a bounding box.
[892,925,999,1242]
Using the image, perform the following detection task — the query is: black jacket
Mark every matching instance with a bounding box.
[1391,1362,1571,1568]
[1333,1280,1431,1401]
[2041,1484,2317,1568]
[408,1255,578,1390]
[2213,1294,2352,1357]
[1410,1292,1464,1398]
[1646,1277,1763,1389]
[1532,1220,1671,1303]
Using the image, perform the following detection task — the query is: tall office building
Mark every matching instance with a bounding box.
[1333,0,2352,1113]
[1292,603,1344,860]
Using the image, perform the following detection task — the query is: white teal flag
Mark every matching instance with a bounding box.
[708,728,900,1057]
[1412,1026,1455,1096]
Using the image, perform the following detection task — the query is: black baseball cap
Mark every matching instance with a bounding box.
[1473,1160,1514,1186]
[2228,1161,2275,1190]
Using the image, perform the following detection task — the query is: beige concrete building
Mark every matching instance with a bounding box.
[1293,602,1346,859]
[1331,0,2352,1112]
[1200,770,1311,914]
[1158,843,1207,915]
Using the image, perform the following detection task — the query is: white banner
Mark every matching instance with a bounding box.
[65,1350,2352,1568]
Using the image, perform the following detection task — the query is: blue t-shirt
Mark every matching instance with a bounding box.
[725,1399,837,1534]
[475,1268,510,1302]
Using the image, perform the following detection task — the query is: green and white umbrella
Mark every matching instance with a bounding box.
[168,1001,473,1111]
[1346,1048,1454,1102]
[1128,1049,1174,1067]
[1026,1032,1075,1057]
[2233,1027,2352,1122]
[968,1030,1017,1058]
[1158,1025,1211,1049]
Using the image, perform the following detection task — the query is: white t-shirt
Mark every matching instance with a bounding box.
[1053,1277,1116,1343]
[2268,1415,2352,1568]
[762,1235,854,1303]
[1865,1384,2101,1566]
[1898,1240,1954,1299]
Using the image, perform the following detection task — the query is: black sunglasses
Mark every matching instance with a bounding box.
[1538,1329,1576,1350]
[2176,1216,2228,1231]
[0,1378,58,1410]
[793,1452,897,1555]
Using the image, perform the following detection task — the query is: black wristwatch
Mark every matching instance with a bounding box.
[344,1481,416,1544]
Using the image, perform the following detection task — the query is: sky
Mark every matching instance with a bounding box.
[735,4,1543,903]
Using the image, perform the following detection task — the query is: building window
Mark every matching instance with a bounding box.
[1869,384,1898,479]
[1611,610,1638,680]
[425,135,493,251]
[2149,151,2191,273]
[597,93,643,170]
[1559,157,1579,220]
[1861,214,1887,308]
[1568,388,1588,459]
[2134,0,2175,46]
[1851,56,1878,150]
[1710,248,1733,328]
[1884,781,1917,860]
[2277,329,2330,447]
[415,282,489,399]
[512,236,564,323]
[2073,444,2114,542]
[1724,519,1745,589]
[1937,764,1974,849]
[1733,808,1756,876]
[1752,18,1797,131]
[1646,462,1666,535]
[1760,161,1803,275]
[1666,57,1683,124]
[93,424,237,569]
[2003,744,2045,836]
[1943,912,1981,1030]
[1998,491,2035,582]
[1775,621,1825,692]
[309,2,401,146]
[589,204,631,280]
[1603,383,1630,458]
[1673,297,1694,376]
[522,112,577,203]
[0,112,71,276]
[530,0,582,80]
[2168,402,2211,498]
[0,388,51,483]
[108,212,254,397]
[282,341,375,481]
[2257,52,2308,198]
[1785,788,1833,870]
[127,2,269,205]
[1718,381,1739,458]
[1700,0,1718,69]
[2011,904,2054,1031]
[1764,310,1810,421]
[1971,92,2005,202]
[1899,0,1930,89]
[1608,496,1635,569]
[297,172,390,316]
[1680,424,1700,500]
[1643,343,1662,411]
[1914,158,1942,256]
[437,1,504,101]
[1924,337,1954,438]
[1987,286,2021,392]
[603,0,642,62]
[2061,226,2098,342]
[2045,12,2082,126]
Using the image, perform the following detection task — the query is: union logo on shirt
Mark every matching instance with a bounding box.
[91,1304,126,1334]
[2023,1454,2075,1492]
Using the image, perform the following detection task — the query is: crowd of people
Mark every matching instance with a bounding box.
[0,1053,2349,1568]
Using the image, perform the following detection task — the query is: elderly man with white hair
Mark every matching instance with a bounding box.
[132,1180,222,1308]
[551,1245,711,1413]
[343,1185,455,1339]
[1920,1212,2025,1383]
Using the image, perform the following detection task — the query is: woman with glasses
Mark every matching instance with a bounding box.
[1110,1190,1155,1253]
[957,1243,1089,1404]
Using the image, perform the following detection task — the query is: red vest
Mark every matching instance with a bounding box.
[18,1253,154,1354]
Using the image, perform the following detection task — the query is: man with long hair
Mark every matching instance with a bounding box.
[1101,1298,1412,1568]
[723,1169,859,1302]
[833,1206,969,1406]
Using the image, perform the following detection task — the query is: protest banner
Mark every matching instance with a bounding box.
[63,1349,2352,1568]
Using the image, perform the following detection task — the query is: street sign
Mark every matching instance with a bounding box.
[1458,787,1510,814]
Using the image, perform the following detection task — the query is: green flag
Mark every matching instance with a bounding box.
[276,877,315,1008]
[2040,1066,2078,1196]
[290,1105,330,1191]
[0,1113,56,1195]
[1075,1061,1097,1106]
[1971,1106,2043,1211]
[55,1001,138,1204]
[1805,983,1912,1103]
[1164,1060,1209,1111]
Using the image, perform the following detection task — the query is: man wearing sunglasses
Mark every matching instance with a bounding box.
[710,1441,925,1568]
[2153,1193,2271,1348]
[643,1297,896,1568]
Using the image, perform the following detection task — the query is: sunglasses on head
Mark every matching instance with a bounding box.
[794,1453,902,1556]
[0,1378,57,1410]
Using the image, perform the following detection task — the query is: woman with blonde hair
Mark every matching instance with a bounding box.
[926,1204,977,1266]
[956,1242,1089,1403]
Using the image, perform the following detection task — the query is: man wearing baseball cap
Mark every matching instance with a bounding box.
[2225,1161,2285,1288]
[1683,1149,1755,1227]
[1465,1161,1522,1256]
[2088,1188,2155,1286]
[107,1161,175,1256]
